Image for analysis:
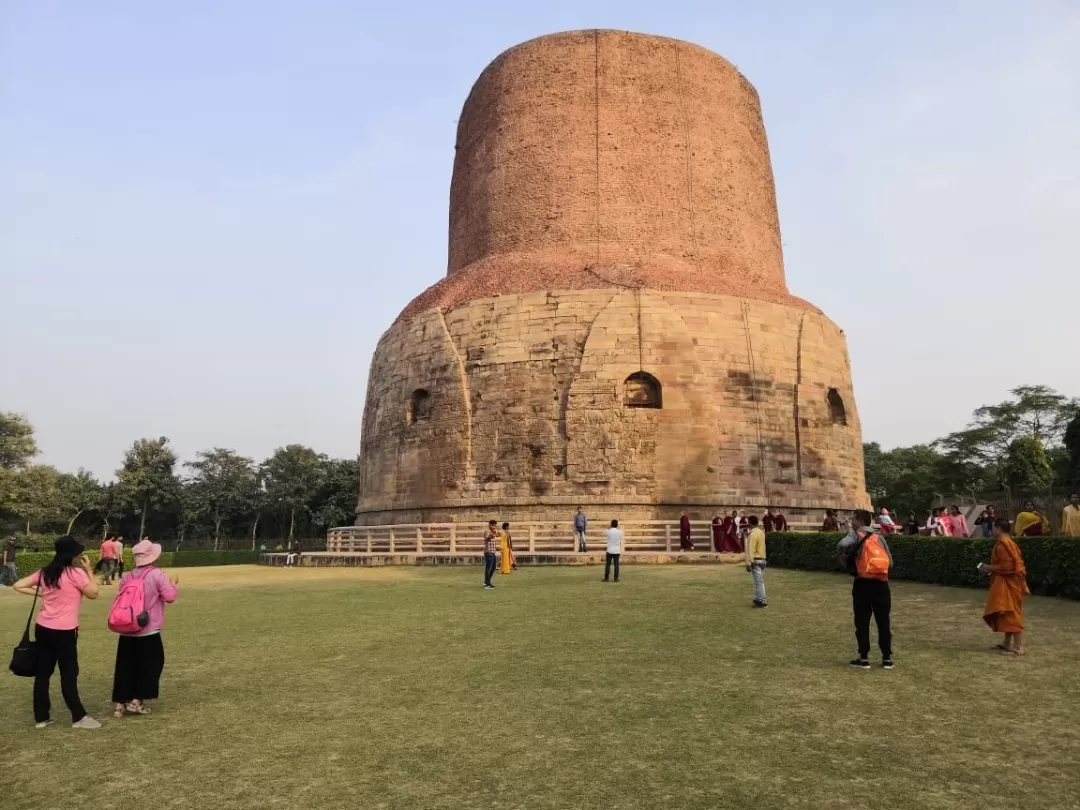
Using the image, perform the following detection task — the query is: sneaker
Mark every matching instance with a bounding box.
[751,601,767,608]
[72,715,102,729]
[882,660,895,670]
[483,584,494,590]
[35,718,54,729]
[849,659,871,670]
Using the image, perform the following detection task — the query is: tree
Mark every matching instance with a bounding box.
[309,457,359,535]
[116,437,180,539]
[1064,411,1080,489]
[937,385,1079,467]
[57,468,104,533]
[1001,436,1054,496]
[8,465,61,534]
[247,469,268,550]
[185,449,257,550]
[262,445,327,541]
[862,442,944,518]
[98,483,123,539]
[0,412,37,469]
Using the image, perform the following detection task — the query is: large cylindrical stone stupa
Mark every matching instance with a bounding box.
[357,30,869,525]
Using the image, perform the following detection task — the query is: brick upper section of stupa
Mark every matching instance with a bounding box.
[397,29,817,322]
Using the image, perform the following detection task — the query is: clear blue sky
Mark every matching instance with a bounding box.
[3,1,1078,479]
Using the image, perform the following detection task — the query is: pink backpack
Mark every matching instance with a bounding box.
[107,567,153,634]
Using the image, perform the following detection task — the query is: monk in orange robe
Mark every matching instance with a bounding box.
[979,518,1030,655]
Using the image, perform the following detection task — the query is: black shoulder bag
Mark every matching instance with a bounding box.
[9,580,41,678]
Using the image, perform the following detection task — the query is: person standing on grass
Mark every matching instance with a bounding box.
[499,522,514,575]
[974,506,998,538]
[837,510,894,671]
[1014,500,1049,537]
[902,513,920,536]
[720,511,740,552]
[482,520,499,590]
[764,508,787,532]
[679,511,694,551]
[1,536,18,587]
[100,536,119,584]
[574,507,588,552]
[111,539,179,717]
[603,519,623,582]
[821,509,840,532]
[948,505,969,538]
[12,536,102,729]
[745,516,767,608]
[979,518,1029,655]
[1060,494,1080,537]
[115,538,125,578]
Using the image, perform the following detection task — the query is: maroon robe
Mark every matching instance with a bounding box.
[720,516,741,553]
[679,515,694,550]
[712,517,723,551]
[763,513,775,532]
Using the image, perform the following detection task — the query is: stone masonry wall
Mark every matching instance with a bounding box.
[357,289,869,525]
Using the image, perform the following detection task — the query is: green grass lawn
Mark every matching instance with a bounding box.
[2,564,1079,810]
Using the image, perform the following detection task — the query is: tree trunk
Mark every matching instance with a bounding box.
[138,502,148,539]
[67,509,83,534]
[250,512,261,550]
[214,516,222,551]
[289,507,296,541]
[25,519,30,535]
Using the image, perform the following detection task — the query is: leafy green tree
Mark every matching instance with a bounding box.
[98,483,123,539]
[937,385,1078,467]
[310,457,359,535]
[0,412,37,469]
[116,437,180,539]
[1001,436,1054,495]
[8,465,61,534]
[262,445,327,541]
[185,449,257,550]
[57,468,104,533]
[1064,411,1080,489]
[862,442,943,518]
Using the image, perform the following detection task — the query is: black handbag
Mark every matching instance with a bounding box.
[9,583,40,678]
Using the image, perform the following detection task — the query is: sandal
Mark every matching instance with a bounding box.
[994,644,1010,651]
[125,702,152,715]
[112,707,124,719]
[998,648,1018,656]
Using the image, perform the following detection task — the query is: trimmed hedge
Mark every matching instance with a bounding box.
[14,549,258,578]
[765,532,1080,600]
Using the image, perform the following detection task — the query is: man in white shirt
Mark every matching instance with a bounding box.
[603,519,624,582]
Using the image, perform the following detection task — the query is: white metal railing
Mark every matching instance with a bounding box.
[325,520,820,555]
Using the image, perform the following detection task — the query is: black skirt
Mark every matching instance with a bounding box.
[111,633,165,703]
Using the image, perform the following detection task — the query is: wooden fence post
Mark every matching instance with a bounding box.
[665,524,672,552]
[416,527,423,554]
[529,525,536,553]
[449,524,457,553]
[366,532,372,554]
[389,529,395,554]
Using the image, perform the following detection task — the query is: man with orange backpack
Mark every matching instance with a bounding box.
[836,509,894,670]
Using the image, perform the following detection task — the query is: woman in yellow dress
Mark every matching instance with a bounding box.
[499,522,515,574]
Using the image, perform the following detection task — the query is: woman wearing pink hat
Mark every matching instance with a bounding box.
[110,538,178,718]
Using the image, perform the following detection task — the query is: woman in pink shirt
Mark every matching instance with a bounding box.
[13,535,101,729]
[111,538,179,718]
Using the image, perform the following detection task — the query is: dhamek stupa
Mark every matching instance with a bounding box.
[356,30,869,525]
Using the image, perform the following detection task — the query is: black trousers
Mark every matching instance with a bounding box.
[112,633,166,703]
[33,625,87,723]
[604,553,620,581]
[483,552,497,586]
[852,578,892,659]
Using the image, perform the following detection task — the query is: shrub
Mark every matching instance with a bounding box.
[766,532,1080,600]
[14,548,256,578]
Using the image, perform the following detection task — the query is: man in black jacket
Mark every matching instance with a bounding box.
[836,509,894,671]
